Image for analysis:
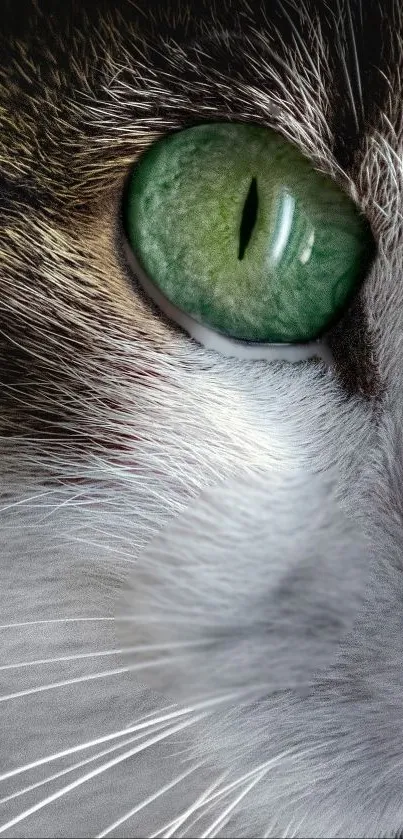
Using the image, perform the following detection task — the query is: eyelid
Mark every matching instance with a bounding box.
[123,238,334,365]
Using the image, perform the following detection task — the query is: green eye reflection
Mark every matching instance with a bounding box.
[124,123,375,344]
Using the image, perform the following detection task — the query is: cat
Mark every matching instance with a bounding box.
[1,0,403,835]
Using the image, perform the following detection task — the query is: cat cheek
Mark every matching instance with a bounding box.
[118,468,373,705]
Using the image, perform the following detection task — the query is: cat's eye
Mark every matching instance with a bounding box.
[123,123,375,358]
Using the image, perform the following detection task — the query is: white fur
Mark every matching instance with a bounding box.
[1,0,403,835]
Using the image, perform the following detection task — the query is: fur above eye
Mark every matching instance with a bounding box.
[123,122,375,344]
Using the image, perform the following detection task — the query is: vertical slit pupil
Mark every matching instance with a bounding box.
[238,177,258,261]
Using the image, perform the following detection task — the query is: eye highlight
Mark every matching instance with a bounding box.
[123,123,375,346]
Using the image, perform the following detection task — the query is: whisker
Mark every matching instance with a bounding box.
[263,814,283,839]
[207,813,232,837]
[0,640,207,672]
[0,489,55,513]
[0,721,176,805]
[36,490,87,523]
[176,743,322,836]
[287,814,307,839]
[150,771,231,838]
[280,792,312,839]
[0,618,131,630]
[96,763,203,838]
[189,760,277,808]
[153,759,282,838]
[176,798,232,839]
[0,665,131,703]
[0,713,209,836]
[128,702,178,726]
[0,704,206,782]
[188,770,268,836]
[1,654,228,704]
[201,767,269,838]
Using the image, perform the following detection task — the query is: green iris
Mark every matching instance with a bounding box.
[124,123,375,344]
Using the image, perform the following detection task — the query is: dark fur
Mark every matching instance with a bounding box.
[1,1,403,836]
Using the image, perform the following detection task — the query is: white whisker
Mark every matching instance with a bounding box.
[0,714,209,835]
[201,767,269,839]
[96,763,202,838]
[191,760,277,807]
[151,771,230,838]
[127,702,178,726]
[153,757,285,839]
[178,743,323,836]
[207,813,232,836]
[36,490,87,522]
[1,654,224,704]
[263,816,278,838]
[0,721,175,805]
[188,770,268,833]
[0,699,224,783]
[201,767,269,838]
[280,792,312,839]
[0,618,131,630]
[0,665,131,703]
[0,639,207,671]
[287,812,308,839]
[176,798,230,839]
[0,489,55,513]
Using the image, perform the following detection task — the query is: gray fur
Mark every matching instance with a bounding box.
[1,0,403,835]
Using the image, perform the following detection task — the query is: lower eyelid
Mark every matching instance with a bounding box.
[123,238,334,365]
